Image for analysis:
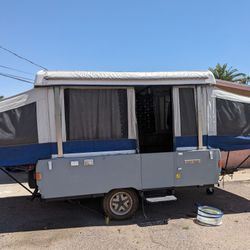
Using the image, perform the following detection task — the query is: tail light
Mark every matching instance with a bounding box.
[34,172,42,181]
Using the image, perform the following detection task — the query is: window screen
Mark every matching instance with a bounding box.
[179,88,197,136]
[216,98,250,136]
[153,87,172,133]
[136,87,172,134]
[64,89,128,140]
[0,103,38,146]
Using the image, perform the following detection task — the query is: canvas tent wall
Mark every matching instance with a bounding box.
[0,88,58,166]
[0,70,249,167]
[35,70,216,155]
[174,85,250,150]
[214,80,250,168]
[0,87,138,167]
[208,88,250,151]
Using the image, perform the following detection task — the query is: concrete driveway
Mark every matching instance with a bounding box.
[0,169,249,250]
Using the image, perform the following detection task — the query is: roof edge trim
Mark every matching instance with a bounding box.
[35,70,216,86]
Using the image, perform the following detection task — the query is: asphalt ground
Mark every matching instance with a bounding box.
[0,169,249,250]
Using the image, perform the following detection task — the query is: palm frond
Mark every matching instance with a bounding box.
[209,63,248,84]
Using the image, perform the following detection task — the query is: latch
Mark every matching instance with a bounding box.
[209,151,214,160]
[48,161,53,170]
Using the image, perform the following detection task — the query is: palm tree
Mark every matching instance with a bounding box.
[209,63,249,84]
[239,75,250,84]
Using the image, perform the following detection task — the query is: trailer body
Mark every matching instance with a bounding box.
[37,149,220,199]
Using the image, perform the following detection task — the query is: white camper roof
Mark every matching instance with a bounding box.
[35,70,216,87]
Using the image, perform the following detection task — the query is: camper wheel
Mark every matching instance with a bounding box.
[103,189,139,220]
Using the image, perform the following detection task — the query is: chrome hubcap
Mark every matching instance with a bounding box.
[109,191,133,216]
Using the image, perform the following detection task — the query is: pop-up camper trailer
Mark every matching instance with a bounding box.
[0,70,249,219]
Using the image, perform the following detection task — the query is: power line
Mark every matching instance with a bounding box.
[0,72,34,84]
[0,72,33,84]
[0,45,47,70]
[0,72,33,81]
[0,65,33,75]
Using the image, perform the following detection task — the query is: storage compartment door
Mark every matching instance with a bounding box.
[141,152,175,189]
[174,150,220,187]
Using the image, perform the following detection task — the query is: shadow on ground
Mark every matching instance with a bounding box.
[0,183,249,234]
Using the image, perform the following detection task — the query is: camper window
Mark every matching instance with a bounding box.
[0,103,38,146]
[135,86,173,153]
[179,88,197,136]
[64,89,128,141]
[216,98,250,136]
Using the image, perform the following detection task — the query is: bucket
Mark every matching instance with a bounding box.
[196,206,223,226]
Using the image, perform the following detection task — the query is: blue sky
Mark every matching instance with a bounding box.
[0,0,250,96]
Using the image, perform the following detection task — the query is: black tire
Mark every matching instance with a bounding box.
[28,170,37,189]
[103,189,139,220]
[206,187,214,195]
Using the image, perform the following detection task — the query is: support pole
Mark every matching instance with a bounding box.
[196,86,203,149]
[0,167,33,195]
[236,153,250,169]
[54,87,63,157]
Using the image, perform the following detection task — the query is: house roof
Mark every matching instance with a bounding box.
[215,79,250,97]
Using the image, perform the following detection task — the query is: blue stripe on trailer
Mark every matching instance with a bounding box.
[175,135,250,151]
[175,136,208,148]
[0,139,137,167]
[0,143,58,167]
[208,136,250,151]
[63,139,137,154]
